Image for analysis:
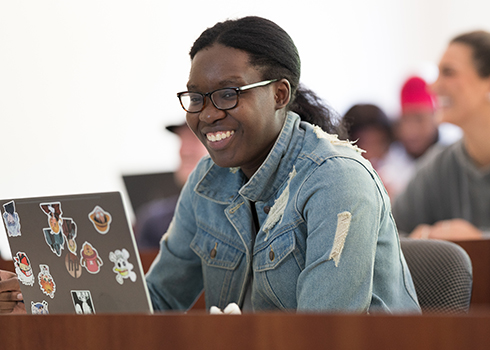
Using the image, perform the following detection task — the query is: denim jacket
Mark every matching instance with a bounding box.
[146,112,420,313]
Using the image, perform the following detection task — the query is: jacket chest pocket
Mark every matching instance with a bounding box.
[253,231,305,309]
[254,231,304,272]
[190,229,244,270]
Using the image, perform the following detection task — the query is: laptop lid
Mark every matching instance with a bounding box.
[1,191,153,315]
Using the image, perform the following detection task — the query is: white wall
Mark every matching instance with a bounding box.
[1,0,489,258]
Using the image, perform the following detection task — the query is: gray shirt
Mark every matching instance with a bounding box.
[392,139,490,235]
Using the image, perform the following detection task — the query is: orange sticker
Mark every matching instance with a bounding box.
[88,206,112,234]
[38,264,56,299]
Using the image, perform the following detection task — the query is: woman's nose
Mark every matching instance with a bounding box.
[199,97,226,123]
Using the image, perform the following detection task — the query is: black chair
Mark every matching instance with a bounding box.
[400,238,473,314]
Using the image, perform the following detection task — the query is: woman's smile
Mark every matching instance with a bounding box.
[204,129,235,151]
[206,130,235,143]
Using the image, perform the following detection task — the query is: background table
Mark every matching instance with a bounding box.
[454,239,490,309]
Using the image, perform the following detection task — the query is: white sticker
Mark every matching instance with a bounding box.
[109,249,137,284]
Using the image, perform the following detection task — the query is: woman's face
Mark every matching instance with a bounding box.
[431,43,490,128]
[185,44,288,179]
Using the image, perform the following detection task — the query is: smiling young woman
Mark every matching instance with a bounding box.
[144,16,420,314]
[393,30,490,241]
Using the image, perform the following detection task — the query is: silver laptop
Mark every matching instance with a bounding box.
[1,192,153,315]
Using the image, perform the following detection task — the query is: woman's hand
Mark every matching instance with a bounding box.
[0,270,26,314]
[409,219,483,241]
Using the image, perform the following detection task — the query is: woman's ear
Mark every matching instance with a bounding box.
[274,79,291,110]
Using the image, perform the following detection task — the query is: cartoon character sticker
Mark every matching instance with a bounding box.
[65,252,82,279]
[13,252,34,286]
[38,264,56,298]
[2,201,21,237]
[40,202,65,257]
[61,217,77,255]
[80,242,103,274]
[109,249,137,285]
[88,206,112,234]
[31,301,49,314]
[71,290,95,314]
[40,202,63,234]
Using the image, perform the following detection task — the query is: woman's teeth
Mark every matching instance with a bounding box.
[206,130,234,142]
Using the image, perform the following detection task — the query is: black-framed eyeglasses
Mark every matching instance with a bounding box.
[177,79,278,113]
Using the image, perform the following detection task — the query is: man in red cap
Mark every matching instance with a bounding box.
[396,76,440,159]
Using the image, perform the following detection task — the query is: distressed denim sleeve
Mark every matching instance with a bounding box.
[145,167,204,311]
[296,156,418,313]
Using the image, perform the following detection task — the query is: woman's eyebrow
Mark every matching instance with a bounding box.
[186,78,245,91]
[218,78,244,86]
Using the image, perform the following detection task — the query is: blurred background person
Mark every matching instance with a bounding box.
[396,76,440,159]
[342,104,401,198]
[392,30,490,240]
[342,103,394,168]
[382,76,447,199]
[134,121,208,250]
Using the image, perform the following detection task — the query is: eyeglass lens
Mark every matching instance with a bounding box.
[179,88,238,113]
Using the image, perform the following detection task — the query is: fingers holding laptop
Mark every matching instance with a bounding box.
[0,270,26,314]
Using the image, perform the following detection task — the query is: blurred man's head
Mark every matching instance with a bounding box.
[397,76,439,159]
[166,122,208,187]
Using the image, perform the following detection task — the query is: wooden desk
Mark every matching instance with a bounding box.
[138,249,159,273]
[2,312,490,350]
[453,239,490,309]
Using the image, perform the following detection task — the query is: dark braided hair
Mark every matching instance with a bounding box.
[189,16,345,137]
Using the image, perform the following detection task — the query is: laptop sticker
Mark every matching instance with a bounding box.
[38,264,56,298]
[88,205,112,234]
[109,249,137,284]
[71,290,95,314]
[13,251,35,286]
[2,201,21,237]
[80,241,103,274]
[61,217,78,255]
[40,202,63,233]
[65,252,82,279]
[42,228,65,257]
[31,300,49,314]
[40,202,65,257]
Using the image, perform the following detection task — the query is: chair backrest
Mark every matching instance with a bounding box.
[400,238,473,314]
